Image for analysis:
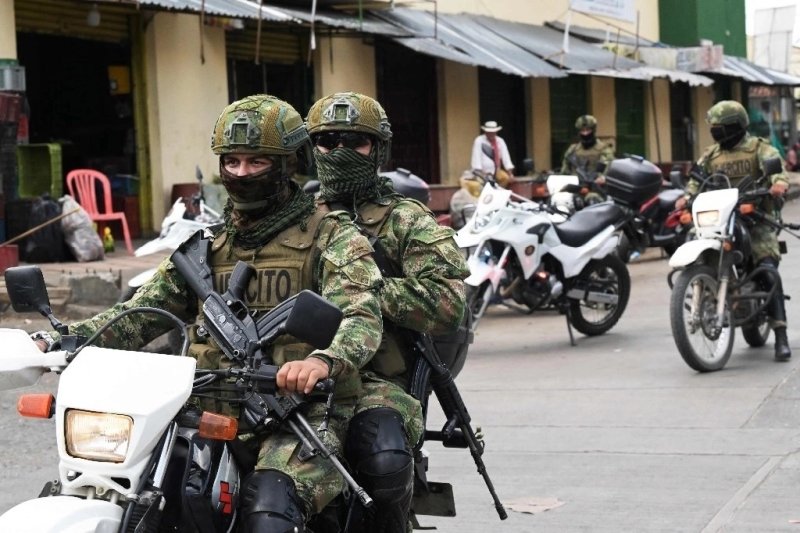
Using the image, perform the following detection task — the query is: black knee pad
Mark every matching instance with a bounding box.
[346,408,413,506]
[758,258,782,285]
[240,470,305,532]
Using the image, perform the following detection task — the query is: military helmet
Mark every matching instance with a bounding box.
[575,115,598,131]
[211,94,308,155]
[706,100,749,129]
[305,92,392,141]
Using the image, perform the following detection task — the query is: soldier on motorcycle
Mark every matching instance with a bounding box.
[32,94,385,531]
[561,114,615,200]
[306,91,469,532]
[675,100,791,361]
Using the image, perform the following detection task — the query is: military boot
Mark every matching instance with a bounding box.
[774,327,791,361]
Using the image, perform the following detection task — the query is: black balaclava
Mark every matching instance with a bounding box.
[710,123,747,150]
[579,130,597,149]
[219,155,315,250]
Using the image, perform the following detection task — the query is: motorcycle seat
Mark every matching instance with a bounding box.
[658,188,683,211]
[554,203,624,247]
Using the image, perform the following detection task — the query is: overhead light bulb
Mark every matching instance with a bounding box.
[87,3,101,27]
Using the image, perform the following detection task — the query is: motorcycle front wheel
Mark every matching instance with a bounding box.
[568,255,631,336]
[466,281,494,331]
[670,265,734,372]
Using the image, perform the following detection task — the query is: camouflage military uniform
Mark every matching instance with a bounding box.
[349,197,469,447]
[688,100,791,358]
[690,134,789,263]
[307,91,469,532]
[55,209,382,514]
[49,94,386,524]
[560,139,615,175]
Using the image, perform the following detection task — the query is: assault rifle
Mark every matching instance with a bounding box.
[370,238,507,520]
[171,230,373,506]
[409,332,507,520]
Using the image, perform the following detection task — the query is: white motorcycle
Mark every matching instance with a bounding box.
[0,263,364,532]
[667,159,800,371]
[455,182,631,343]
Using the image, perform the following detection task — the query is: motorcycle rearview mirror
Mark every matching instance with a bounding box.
[256,290,343,350]
[284,291,343,349]
[762,156,782,178]
[195,165,204,184]
[4,266,67,334]
[669,169,684,189]
[522,158,534,174]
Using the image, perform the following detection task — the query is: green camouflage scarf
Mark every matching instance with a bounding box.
[223,181,315,251]
[315,146,395,203]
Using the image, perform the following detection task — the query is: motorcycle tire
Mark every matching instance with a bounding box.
[669,265,734,372]
[466,281,493,331]
[741,320,770,348]
[568,254,630,336]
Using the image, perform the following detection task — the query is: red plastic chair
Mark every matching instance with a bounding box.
[65,169,134,254]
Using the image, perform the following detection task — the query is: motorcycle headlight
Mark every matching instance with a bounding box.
[696,210,720,227]
[65,410,132,462]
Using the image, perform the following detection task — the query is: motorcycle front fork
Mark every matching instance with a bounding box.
[689,251,733,335]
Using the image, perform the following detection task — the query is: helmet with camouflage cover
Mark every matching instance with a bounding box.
[706,100,749,149]
[211,94,308,156]
[575,115,598,131]
[706,100,749,129]
[305,92,392,141]
[211,94,309,214]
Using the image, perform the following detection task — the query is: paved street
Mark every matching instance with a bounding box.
[2,200,800,531]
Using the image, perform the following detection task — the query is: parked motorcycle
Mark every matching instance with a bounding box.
[666,158,800,372]
[120,166,222,302]
[454,181,631,343]
[0,255,505,529]
[605,156,690,261]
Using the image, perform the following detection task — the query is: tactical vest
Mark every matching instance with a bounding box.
[354,198,472,384]
[703,137,765,186]
[565,140,610,172]
[356,199,411,382]
[188,209,332,377]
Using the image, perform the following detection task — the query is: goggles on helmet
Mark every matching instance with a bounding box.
[313,131,373,150]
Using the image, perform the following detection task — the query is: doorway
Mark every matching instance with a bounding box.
[17,33,135,180]
[376,41,440,183]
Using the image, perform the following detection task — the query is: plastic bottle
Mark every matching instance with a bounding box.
[103,227,115,253]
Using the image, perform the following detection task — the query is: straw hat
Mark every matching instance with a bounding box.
[481,120,502,132]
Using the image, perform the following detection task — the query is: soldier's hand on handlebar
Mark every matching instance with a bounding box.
[594,175,606,186]
[277,358,330,395]
[675,196,688,210]
[770,181,788,197]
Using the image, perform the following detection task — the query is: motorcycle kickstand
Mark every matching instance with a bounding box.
[564,307,577,346]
